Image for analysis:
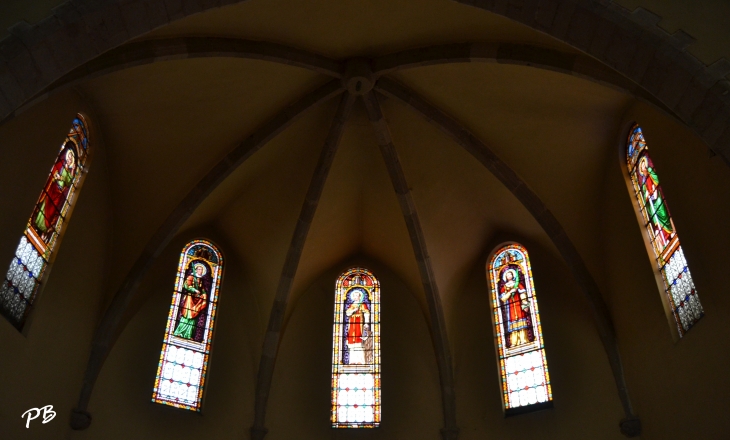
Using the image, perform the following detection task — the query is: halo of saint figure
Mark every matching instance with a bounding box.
[331,267,381,427]
[335,268,379,366]
[173,259,212,342]
[152,240,223,411]
[28,116,89,254]
[494,253,536,349]
[488,244,543,353]
[172,244,218,343]
[342,287,374,365]
[0,115,89,328]
[488,244,552,411]
[32,145,77,242]
[627,125,676,256]
[626,124,703,336]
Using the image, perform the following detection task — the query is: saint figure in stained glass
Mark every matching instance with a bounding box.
[625,124,703,337]
[152,240,223,411]
[488,243,552,414]
[172,260,211,342]
[497,264,534,348]
[32,145,77,243]
[343,287,372,365]
[637,155,674,250]
[1,114,90,329]
[331,267,381,428]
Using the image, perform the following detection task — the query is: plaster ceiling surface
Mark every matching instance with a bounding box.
[65,0,641,328]
[79,57,325,281]
[212,100,353,318]
[2,0,729,70]
[0,1,727,437]
[390,64,632,284]
[378,91,559,321]
[289,105,427,317]
[141,0,578,58]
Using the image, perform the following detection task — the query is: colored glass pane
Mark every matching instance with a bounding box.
[151,240,223,411]
[488,244,552,413]
[626,124,703,336]
[331,267,381,428]
[0,115,90,330]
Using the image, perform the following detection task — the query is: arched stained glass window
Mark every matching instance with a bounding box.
[152,240,223,411]
[331,267,381,428]
[0,115,90,330]
[626,124,703,337]
[488,243,552,414]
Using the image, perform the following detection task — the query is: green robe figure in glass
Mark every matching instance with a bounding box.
[173,262,209,340]
[638,155,673,250]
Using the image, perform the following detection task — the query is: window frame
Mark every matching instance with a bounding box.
[0,113,93,333]
[330,266,382,429]
[151,239,224,412]
[619,122,703,341]
[486,242,553,417]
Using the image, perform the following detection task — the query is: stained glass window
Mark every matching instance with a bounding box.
[331,267,381,428]
[0,115,90,330]
[152,240,223,411]
[626,124,703,337]
[488,243,552,414]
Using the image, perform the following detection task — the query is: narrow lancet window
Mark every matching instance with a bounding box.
[331,267,381,428]
[152,240,223,411]
[488,243,552,414]
[626,124,703,337]
[0,115,90,330]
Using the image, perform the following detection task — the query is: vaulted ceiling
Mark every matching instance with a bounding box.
[70,0,635,323]
[1,1,729,439]
[64,1,641,434]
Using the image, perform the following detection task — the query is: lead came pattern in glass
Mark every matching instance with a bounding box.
[156,345,205,405]
[488,244,552,412]
[0,237,43,321]
[505,350,550,408]
[151,240,223,412]
[331,267,381,428]
[1,115,89,329]
[626,124,703,336]
[661,247,702,333]
[335,373,377,425]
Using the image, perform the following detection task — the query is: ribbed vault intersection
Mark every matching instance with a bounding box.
[0,2,729,440]
[68,49,640,438]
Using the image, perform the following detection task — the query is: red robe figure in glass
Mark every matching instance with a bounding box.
[344,288,370,364]
[498,266,534,348]
[32,144,77,242]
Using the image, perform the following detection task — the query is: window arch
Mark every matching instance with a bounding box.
[152,239,223,411]
[331,267,381,428]
[487,243,552,414]
[625,124,703,337]
[0,114,90,330]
